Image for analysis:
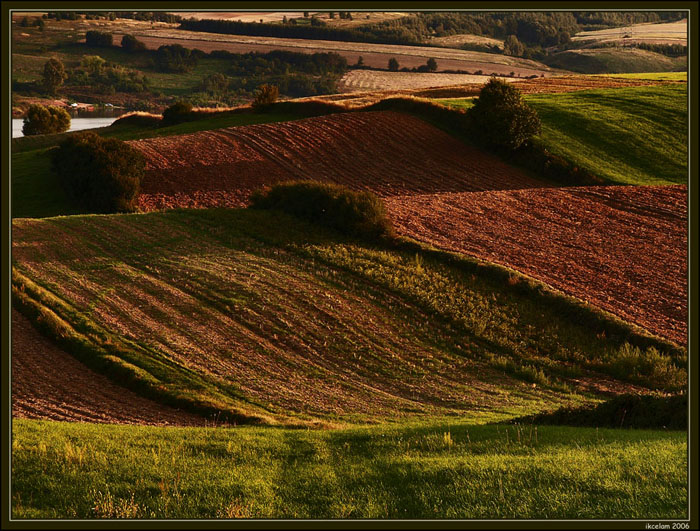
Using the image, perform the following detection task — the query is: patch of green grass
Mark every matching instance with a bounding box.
[542,48,686,74]
[593,71,687,81]
[438,83,687,185]
[12,418,687,519]
[525,84,687,185]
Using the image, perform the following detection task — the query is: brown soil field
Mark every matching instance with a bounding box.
[310,74,675,107]
[111,29,555,76]
[12,308,208,426]
[131,111,544,211]
[385,185,688,345]
[572,19,687,45]
[338,70,517,93]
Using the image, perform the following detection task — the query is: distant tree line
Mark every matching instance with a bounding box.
[586,41,687,57]
[179,11,685,58]
[46,11,181,23]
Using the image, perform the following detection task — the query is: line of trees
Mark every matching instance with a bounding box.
[178,11,685,51]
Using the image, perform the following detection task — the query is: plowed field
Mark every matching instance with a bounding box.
[309,74,675,107]
[386,185,688,345]
[130,111,544,211]
[12,309,207,426]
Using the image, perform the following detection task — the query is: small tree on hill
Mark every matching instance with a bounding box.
[504,35,524,57]
[252,84,279,110]
[161,100,193,125]
[22,104,71,136]
[42,58,67,94]
[426,57,438,71]
[388,58,399,71]
[121,34,146,52]
[467,77,541,152]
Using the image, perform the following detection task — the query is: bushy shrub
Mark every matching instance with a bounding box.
[252,84,279,110]
[85,30,113,47]
[51,132,145,213]
[161,100,193,125]
[121,34,146,52]
[154,44,199,72]
[249,181,393,239]
[468,77,541,151]
[22,104,71,136]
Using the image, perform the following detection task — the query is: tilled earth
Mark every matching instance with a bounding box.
[12,308,208,426]
[386,185,688,346]
[131,111,543,211]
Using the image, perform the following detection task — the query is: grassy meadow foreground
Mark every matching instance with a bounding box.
[12,419,687,519]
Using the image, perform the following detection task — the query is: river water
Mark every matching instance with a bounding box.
[12,116,123,138]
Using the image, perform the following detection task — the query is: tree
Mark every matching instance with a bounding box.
[426,57,438,71]
[203,72,229,96]
[161,100,193,125]
[42,58,67,94]
[252,84,279,110]
[121,34,146,52]
[81,55,105,77]
[467,77,541,151]
[503,34,524,57]
[51,132,145,213]
[85,30,113,47]
[356,56,365,67]
[22,104,71,136]
[388,57,399,71]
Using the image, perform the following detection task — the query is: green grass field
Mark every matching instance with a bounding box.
[12,419,687,519]
[438,83,688,186]
[541,48,686,74]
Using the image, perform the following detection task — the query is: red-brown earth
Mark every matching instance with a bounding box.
[385,186,687,345]
[12,308,208,426]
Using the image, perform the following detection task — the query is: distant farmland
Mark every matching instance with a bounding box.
[110,29,555,76]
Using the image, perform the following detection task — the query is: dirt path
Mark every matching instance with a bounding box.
[11,308,208,426]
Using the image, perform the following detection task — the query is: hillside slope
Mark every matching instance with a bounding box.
[12,209,680,426]
[387,185,687,345]
[130,111,545,211]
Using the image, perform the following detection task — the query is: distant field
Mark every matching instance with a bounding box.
[544,47,686,74]
[572,19,687,45]
[338,70,515,93]
[438,83,688,186]
[12,419,687,518]
[110,28,555,76]
[595,71,687,81]
[428,33,504,50]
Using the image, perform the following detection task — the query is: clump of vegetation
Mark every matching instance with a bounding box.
[51,132,145,213]
[388,58,400,71]
[252,84,279,110]
[22,104,71,136]
[121,34,146,52]
[249,181,394,239]
[85,30,113,47]
[468,78,541,151]
[42,57,67,95]
[154,44,201,73]
[69,55,149,94]
[513,393,687,429]
[161,101,193,126]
